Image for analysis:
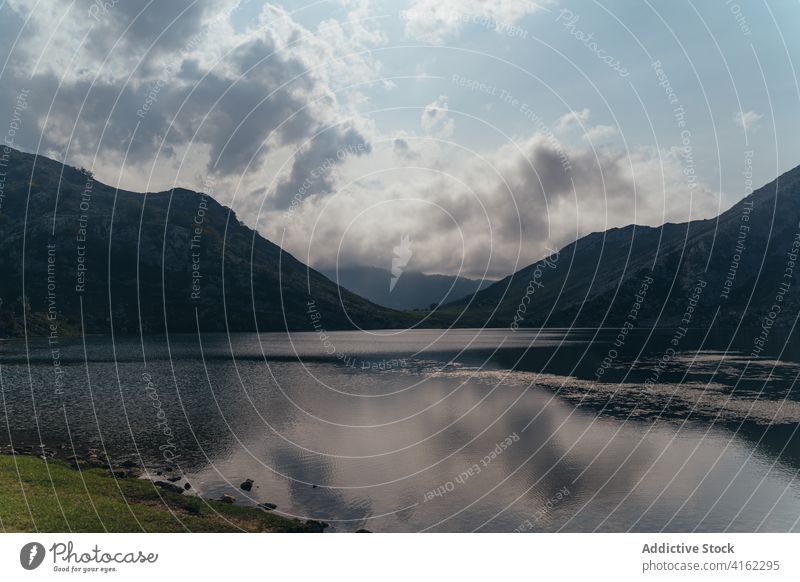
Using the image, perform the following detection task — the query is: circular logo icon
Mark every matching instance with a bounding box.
[20,542,46,570]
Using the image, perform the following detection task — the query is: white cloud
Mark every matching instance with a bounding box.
[556,109,617,143]
[400,0,550,44]
[0,0,386,209]
[421,95,455,138]
[583,124,617,142]
[556,108,590,130]
[734,110,763,131]
[273,130,721,279]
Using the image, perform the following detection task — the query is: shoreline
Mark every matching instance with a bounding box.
[0,450,328,533]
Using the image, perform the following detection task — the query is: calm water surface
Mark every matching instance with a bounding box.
[1,328,799,532]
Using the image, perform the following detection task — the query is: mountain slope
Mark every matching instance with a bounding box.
[0,147,409,336]
[445,164,800,331]
[322,266,492,310]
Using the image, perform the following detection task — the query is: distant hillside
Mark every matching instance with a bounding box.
[0,147,410,336]
[446,163,800,331]
[322,266,492,310]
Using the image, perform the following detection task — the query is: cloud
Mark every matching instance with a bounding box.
[0,0,385,198]
[274,132,721,279]
[556,108,590,131]
[392,137,419,160]
[400,0,551,44]
[734,110,763,131]
[393,138,411,156]
[583,124,617,142]
[421,95,455,138]
[3,0,232,80]
[556,109,617,143]
[269,124,372,210]
[0,1,723,283]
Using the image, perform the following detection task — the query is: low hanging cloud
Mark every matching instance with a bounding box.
[274,130,721,280]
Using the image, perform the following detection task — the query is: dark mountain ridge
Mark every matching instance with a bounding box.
[445,162,800,333]
[0,147,409,336]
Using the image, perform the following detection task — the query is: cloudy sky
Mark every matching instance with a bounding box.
[1,0,798,279]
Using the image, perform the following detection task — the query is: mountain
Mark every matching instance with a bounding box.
[0,147,409,336]
[3,145,798,339]
[321,266,492,310]
[445,164,800,332]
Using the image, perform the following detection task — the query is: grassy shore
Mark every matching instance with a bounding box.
[0,454,320,532]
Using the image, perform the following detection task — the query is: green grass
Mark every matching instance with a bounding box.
[0,454,317,532]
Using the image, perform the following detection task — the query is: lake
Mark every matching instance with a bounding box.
[1,328,799,532]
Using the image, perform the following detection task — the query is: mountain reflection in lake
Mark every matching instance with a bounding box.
[1,328,799,532]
